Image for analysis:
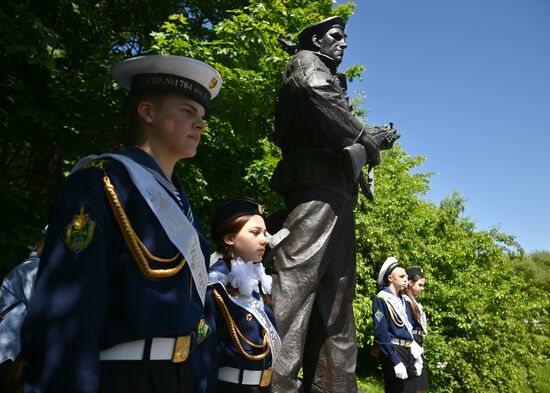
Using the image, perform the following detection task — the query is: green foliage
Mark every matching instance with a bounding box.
[513,251,550,293]
[531,251,550,267]
[2,2,549,392]
[357,375,385,393]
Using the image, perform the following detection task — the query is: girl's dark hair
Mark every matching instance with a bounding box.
[405,280,422,324]
[215,214,255,267]
[408,273,424,282]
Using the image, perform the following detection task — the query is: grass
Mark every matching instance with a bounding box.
[356,362,550,393]
[357,375,385,393]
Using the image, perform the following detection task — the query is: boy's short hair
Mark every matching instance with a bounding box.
[123,92,167,145]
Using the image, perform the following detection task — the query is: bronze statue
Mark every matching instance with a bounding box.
[269,16,399,393]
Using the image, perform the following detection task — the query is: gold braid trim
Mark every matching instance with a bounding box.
[103,175,186,278]
[213,288,270,360]
[136,235,181,263]
[383,298,405,328]
[236,324,269,349]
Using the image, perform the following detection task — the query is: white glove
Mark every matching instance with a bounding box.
[410,340,423,359]
[394,362,408,380]
[414,357,423,376]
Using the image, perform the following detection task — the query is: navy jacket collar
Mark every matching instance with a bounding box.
[120,147,167,180]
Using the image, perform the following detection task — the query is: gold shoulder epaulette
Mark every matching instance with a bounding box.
[81,158,112,171]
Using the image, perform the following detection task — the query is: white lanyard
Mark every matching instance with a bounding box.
[377,290,414,334]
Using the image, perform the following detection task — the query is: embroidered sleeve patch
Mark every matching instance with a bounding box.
[375,309,385,322]
[64,206,99,254]
[196,318,211,345]
[82,159,111,171]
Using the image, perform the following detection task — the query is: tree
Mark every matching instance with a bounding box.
[513,251,550,292]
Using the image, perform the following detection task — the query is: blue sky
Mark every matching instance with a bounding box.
[340,0,550,252]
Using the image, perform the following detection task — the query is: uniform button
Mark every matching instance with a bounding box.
[246,313,253,321]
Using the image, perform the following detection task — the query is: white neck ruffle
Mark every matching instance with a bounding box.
[229,258,272,296]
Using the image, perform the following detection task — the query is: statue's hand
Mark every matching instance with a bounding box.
[367,126,400,150]
[359,133,382,166]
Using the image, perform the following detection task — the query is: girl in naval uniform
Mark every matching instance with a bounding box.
[404,266,428,393]
[202,197,280,393]
[373,257,424,393]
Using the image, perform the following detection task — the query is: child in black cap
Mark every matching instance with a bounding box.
[202,197,280,393]
[404,267,428,393]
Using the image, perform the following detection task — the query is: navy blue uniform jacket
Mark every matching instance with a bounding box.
[201,260,276,393]
[372,288,414,366]
[20,147,210,393]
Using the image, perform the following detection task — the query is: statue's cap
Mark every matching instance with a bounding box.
[377,256,400,287]
[211,197,265,243]
[298,16,346,46]
[406,266,424,280]
[111,55,222,110]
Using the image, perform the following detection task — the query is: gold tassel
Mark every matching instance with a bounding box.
[383,298,405,327]
[213,288,270,361]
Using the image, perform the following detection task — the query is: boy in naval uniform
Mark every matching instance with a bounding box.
[20,55,221,393]
[373,257,423,393]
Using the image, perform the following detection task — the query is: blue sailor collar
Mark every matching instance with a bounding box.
[120,147,190,211]
[73,151,208,302]
[382,286,402,298]
[211,259,230,275]
[119,147,179,186]
[377,287,414,333]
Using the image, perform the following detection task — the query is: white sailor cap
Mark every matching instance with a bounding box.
[111,55,222,110]
[377,256,401,287]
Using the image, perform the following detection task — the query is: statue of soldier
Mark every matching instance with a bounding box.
[269,16,399,393]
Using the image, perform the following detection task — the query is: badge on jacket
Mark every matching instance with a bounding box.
[64,206,99,255]
[197,318,211,345]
